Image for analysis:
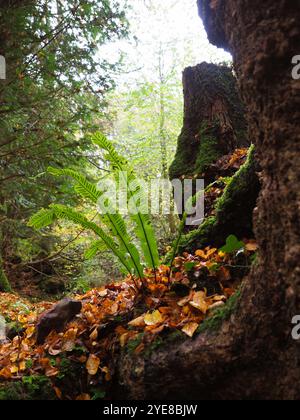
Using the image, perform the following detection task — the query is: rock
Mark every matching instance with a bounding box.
[36,298,82,344]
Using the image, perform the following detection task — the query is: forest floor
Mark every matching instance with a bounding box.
[0,148,257,400]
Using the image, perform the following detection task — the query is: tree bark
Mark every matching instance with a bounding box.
[169,62,249,182]
[116,1,300,400]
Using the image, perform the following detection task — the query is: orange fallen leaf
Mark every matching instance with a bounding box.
[245,241,258,252]
[62,328,78,352]
[54,387,62,400]
[86,354,100,375]
[89,328,98,341]
[76,394,91,400]
[128,315,145,328]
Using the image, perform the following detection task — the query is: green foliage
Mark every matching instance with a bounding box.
[220,235,245,254]
[0,0,129,282]
[93,133,160,272]
[29,134,162,281]
[0,264,12,292]
[0,376,55,400]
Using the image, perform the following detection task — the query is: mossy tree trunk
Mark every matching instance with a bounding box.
[169,62,249,182]
[115,1,300,400]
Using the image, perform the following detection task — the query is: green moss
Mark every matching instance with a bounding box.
[197,289,241,334]
[175,145,259,255]
[0,376,55,400]
[126,333,144,354]
[177,216,217,254]
[194,125,223,174]
[216,144,255,216]
[0,264,11,292]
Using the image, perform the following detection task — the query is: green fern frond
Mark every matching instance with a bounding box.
[49,204,134,276]
[93,133,160,270]
[84,240,107,260]
[48,167,101,203]
[92,133,126,169]
[28,208,56,229]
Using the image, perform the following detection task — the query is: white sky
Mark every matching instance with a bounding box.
[99,0,232,88]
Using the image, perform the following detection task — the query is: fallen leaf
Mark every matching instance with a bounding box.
[62,328,78,352]
[89,328,98,341]
[128,315,145,328]
[86,354,100,375]
[189,291,209,314]
[182,322,199,338]
[54,387,62,400]
[144,310,163,326]
[76,394,91,400]
[245,241,258,252]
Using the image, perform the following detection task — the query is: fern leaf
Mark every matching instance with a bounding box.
[93,133,160,270]
[84,240,107,260]
[48,167,101,203]
[49,204,135,276]
[28,208,56,229]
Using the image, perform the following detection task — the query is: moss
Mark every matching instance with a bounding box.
[176,145,259,254]
[177,216,217,255]
[197,289,241,334]
[194,125,223,174]
[216,144,256,217]
[0,263,11,292]
[126,333,144,354]
[0,376,55,400]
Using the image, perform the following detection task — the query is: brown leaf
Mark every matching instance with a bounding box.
[86,354,100,375]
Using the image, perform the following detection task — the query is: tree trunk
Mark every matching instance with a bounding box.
[169,62,249,182]
[116,1,300,400]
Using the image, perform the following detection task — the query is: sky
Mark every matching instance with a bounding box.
[99,0,232,88]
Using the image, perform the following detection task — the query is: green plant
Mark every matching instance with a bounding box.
[220,235,245,254]
[28,133,160,285]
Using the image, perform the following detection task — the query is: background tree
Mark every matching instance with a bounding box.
[0,0,129,291]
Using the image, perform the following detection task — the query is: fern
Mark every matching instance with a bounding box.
[48,167,101,203]
[28,208,56,229]
[29,133,161,283]
[48,166,144,279]
[29,204,135,277]
[84,240,107,260]
[93,133,160,271]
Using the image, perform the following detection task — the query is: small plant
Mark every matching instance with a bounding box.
[28,133,160,287]
[220,234,245,254]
